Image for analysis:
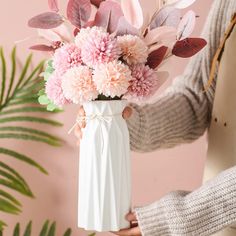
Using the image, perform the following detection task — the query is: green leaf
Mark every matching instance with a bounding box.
[47,222,56,236]
[38,95,50,105]
[0,220,7,231]
[63,228,72,236]
[39,220,49,236]
[0,126,62,142]
[88,233,96,236]
[0,147,48,174]
[13,223,20,236]
[14,54,33,91]
[0,169,33,197]
[0,197,21,214]
[5,47,16,102]
[0,116,62,126]
[0,47,6,106]
[23,221,32,236]
[18,60,45,90]
[47,59,53,68]
[0,106,51,115]
[0,161,29,187]
[38,89,45,96]
[47,103,58,111]
[0,189,21,207]
[0,133,61,146]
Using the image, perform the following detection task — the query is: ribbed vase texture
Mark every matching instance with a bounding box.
[78,100,131,232]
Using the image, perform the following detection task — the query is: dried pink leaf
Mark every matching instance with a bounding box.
[29,44,55,51]
[48,0,59,12]
[172,37,207,58]
[177,10,196,40]
[116,16,140,36]
[121,0,143,29]
[173,0,197,9]
[144,26,177,46]
[94,0,123,33]
[146,46,168,69]
[150,6,181,29]
[28,12,64,29]
[67,0,91,28]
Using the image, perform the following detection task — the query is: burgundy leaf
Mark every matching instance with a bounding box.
[28,12,64,29]
[29,44,55,51]
[116,16,139,36]
[48,0,59,12]
[67,0,91,28]
[172,38,207,58]
[90,0,104,8]
[150,6,181,29]
[147,46,168,69]
[94,0,123,33]
[73,28,80,36]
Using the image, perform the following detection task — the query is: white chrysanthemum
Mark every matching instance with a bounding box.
[117,35,149,65]
[93,61,132,98]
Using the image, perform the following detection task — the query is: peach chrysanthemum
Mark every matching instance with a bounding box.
[53,43,82,75]
[126,64,159,101]
[117,35,148,65]
[45,72,71,107]
[61,66,98,104]
[80,27,121,67]
[93,61,132,98]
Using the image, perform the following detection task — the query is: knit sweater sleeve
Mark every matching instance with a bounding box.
[127,0,232,152]
[134,165,236,236]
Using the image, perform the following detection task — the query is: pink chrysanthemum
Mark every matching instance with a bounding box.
[53,43,82,75]
[93,61,132,98]
[75,27,106,48]
[126,64,159,101]
[80,27,121,67]
[117,35,148,65]
[61,66,98,104]
[45,72,71,107]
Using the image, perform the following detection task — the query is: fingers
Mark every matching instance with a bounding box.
[111,226,141,236]
[125,212,137,221]
[122,106,133,120]
[78,106,86,128]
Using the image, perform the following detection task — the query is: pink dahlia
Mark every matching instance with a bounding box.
[117,35,148,65]
[61,66,98,104]
[45,72,71,107]
[53,43,82,75]
[80,27,121,67]
[126,64,159,101]
[93,61,132,98]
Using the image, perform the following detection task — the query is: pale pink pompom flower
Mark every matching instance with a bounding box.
[75,27,106,48]
[45,72,71,107]
[125,64,160,101]
[117,35,148,65]
[53,43,82,75]
[81,27,121,67]
[93,61,132,98]
[61,66,98,104]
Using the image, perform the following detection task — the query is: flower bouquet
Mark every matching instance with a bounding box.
[28,0,206,232]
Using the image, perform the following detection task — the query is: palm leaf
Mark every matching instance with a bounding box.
[23,221,32,236]
[13,223,20,236]
[0,198,21,214]
[0,48,6,106]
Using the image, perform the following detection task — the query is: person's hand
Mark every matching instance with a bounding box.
[74,106,133,146]
[111,212,141,236]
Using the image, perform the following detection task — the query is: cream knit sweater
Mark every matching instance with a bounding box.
[127,0,236,235]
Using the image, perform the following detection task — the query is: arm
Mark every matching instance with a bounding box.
[127,0,230,152]
[134,165,236,235]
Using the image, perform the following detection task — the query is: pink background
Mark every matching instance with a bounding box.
[0,0,212,235]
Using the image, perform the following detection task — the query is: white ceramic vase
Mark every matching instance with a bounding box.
[78,100,131,232]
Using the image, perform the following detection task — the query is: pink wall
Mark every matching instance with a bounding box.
[0,0,212,235]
